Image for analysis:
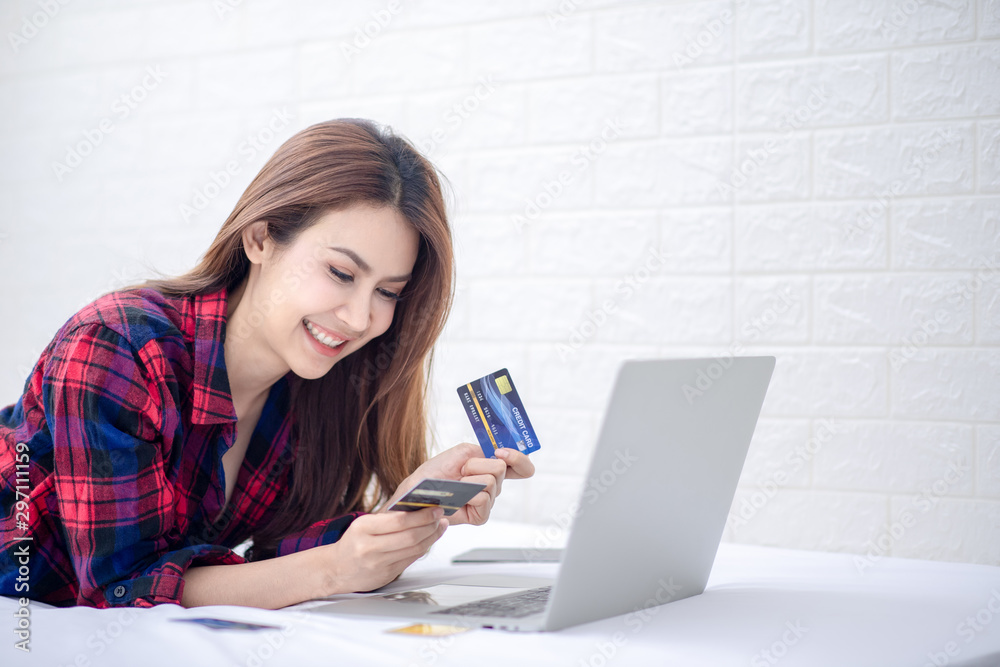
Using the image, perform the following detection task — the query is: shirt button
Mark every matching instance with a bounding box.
[113,585,126,598]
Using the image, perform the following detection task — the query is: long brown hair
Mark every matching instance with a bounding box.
[141,118,454,555]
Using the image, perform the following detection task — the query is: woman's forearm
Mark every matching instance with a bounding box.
[181,546,331,609]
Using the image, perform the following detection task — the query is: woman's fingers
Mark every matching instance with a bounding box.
[495,448,535,480]
[323,509,449,594]
[461,457,506,496]
[407,442,483,484]
[466,491,493,524]
[458,471,500,499]
[448,449,535,525]
[388,517,449,567]
[461,456,506,478]
[352,509,447,559]
[361,506,444,536]
[395,445,536,528]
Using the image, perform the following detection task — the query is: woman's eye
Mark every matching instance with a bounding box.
[329,267,353,282]
[330,266,402,302]
[378,288,403,302]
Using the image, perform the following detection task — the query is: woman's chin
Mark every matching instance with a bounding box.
[289,347,354,380]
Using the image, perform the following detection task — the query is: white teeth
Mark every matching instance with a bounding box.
[304,319,346,349]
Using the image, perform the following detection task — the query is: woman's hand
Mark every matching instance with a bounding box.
[388,442,535,527]
[317,508,448,595]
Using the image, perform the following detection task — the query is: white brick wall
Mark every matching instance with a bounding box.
[0,0,997,566]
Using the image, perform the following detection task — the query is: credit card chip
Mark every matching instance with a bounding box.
[495,375,513,394]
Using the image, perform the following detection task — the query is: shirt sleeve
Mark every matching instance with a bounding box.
[271,511,365,558]
[44,322,243,608]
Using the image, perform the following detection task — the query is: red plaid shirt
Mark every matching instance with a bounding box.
[0,287,360,608]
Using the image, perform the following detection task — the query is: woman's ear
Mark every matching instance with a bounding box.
[242,221,269,265]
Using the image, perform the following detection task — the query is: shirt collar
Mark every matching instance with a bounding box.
[189,287,238,425]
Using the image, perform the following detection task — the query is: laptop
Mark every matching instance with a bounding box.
[313,356,775,631]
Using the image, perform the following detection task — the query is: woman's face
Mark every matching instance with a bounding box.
[237,204,420,381]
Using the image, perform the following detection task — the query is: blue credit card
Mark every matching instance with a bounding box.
[457,368,541,458]
[170,618,282,631]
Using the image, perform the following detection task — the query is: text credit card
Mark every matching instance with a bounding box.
[457,368,541,458]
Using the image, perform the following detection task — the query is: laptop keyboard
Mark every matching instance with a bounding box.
[430,586,552,619]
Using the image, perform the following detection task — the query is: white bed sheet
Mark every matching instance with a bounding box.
[3,521,999,666]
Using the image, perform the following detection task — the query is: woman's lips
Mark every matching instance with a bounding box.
[302,318,352,356]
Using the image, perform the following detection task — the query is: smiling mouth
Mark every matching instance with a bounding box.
[303,318,352,349]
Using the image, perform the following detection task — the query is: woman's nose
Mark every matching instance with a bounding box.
[334,291,370,337]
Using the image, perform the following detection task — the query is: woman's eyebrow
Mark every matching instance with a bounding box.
[328,246,412,282]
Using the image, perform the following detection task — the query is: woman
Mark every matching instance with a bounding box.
[0,118,533,610]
